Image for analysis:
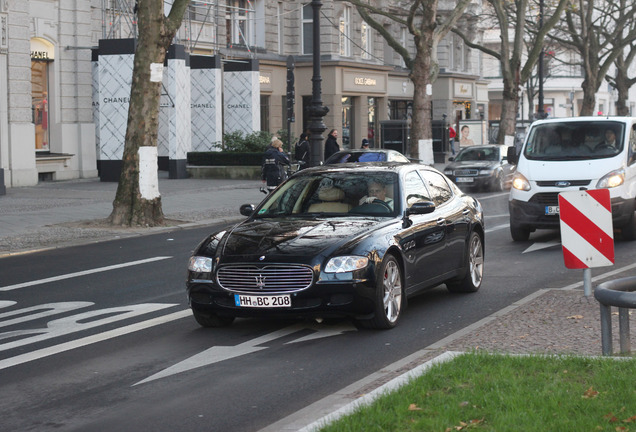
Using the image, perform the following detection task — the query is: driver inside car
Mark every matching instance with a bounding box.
[359,180,394,210]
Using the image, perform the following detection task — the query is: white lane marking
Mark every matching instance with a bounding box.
[0,309,190,371]
[0,256,172,292]
[485,223,509,233]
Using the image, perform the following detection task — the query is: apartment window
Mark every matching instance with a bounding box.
[277,2,284,54]
[361,22,372,60]
[302,4,313,55]
[339,6,351,57]
[226,0,253,48]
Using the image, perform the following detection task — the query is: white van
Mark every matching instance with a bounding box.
[507,116,636,241]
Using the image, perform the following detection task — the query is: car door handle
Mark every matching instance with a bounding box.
[436,218,446,226]
[462,209,470,216]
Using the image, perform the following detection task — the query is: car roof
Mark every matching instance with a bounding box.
[296,161,433,175]
[531,116,636,126]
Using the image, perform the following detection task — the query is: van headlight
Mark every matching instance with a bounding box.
[511,172,531,191]
[596,169,624,189]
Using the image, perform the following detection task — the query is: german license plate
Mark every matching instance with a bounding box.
[545,206,559,215]
[456,177,474,183]
[234,294,291,308]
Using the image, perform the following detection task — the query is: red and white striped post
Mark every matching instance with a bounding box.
[559,189,614,296]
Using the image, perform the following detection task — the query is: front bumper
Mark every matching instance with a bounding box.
[186,279,377,320]
[509,193,635,230]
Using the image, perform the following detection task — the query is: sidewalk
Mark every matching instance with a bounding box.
[0,173,265,255]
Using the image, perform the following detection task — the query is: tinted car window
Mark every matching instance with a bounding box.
[419,170,453,206]
[404,170,431,207]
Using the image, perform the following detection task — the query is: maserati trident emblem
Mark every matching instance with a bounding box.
[255,274,266,289]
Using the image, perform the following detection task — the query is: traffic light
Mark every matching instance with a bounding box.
[286,56,295,123]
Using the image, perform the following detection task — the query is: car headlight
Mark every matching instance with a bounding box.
[511,172,531,191]
[444,169,453,175]
[479,169,494,175]
[188,256,213,273]
[596,169,625,189]
[324,256,369,273]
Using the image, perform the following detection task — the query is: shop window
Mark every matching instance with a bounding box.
[342,97,353,149]
[32,60,50,152]
[368,97,377,147]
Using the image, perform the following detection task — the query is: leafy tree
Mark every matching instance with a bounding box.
[108,0,190,227]
[340,0,472,159]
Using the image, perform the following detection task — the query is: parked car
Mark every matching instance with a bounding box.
[507,116,636,241]
[443,145,515,192]
[186,163,485,330]
[324,149,411,164]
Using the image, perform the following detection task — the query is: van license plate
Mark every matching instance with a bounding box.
[545,206,559,215]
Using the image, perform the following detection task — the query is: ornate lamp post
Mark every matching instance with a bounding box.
[307,0,329,167]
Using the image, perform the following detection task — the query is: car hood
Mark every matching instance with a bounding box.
[214,217,385,260]
[446,160,499,170]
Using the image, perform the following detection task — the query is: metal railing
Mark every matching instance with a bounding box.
[594,276,636,356]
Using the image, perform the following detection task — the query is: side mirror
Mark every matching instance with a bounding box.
[507,146,518,165]
[406,201,436,216]
[448,156,455,162]
[240,204,256,216]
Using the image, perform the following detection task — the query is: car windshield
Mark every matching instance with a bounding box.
[254,171,400,218]
[524,121,625,160]
[454,147,499,162]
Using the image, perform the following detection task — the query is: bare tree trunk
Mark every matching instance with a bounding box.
[409,41,433,159]
[579,76,598,116]
[108,0,190,226]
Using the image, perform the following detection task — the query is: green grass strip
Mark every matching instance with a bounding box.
[318,352,636,432]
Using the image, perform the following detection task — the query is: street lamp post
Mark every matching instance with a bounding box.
[307,0,329,167]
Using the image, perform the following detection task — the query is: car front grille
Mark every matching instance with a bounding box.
[535,180,591,187]
[217,264,313,294]
[453,169,479,176]
[529,192,560,206]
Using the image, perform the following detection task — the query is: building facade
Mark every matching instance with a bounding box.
[1,0,489,190]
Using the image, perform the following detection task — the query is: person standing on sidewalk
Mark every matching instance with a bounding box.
[324,129,340,160]
[295,132,310,169]
[262,138,291,193]
[449,126,456,155]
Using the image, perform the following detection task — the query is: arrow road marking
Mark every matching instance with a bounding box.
[523,241,561,253]
[135,322,357,386]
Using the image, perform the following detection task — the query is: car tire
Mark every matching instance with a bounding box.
[192,309,235,327]
[620,207,636,241]
[447,231,484,293]
[358,254,404,329]
[492,173,504,192]
[510,221,530,241]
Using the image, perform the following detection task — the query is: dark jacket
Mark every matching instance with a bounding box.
[262,146,290,191]
[324,134,340,161]
[295,137,310,169]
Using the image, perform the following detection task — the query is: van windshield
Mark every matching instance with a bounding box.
[524,121,625,160]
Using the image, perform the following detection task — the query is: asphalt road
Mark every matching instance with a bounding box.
[1,190,632,432]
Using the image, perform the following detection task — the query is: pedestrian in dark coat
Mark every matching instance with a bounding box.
[324,129,340,161]
[262,138,290,193]
[295,133,310,169]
